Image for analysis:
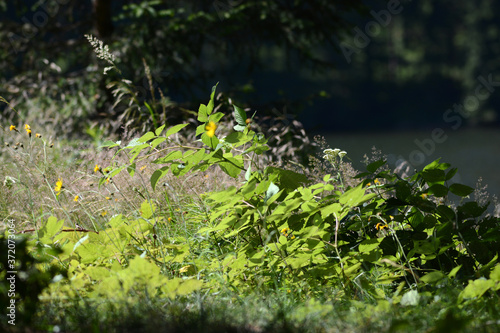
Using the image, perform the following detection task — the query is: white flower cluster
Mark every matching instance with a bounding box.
[323,148,347,161]
[85,34,116,65]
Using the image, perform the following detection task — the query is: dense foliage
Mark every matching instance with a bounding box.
[1,75,499,331]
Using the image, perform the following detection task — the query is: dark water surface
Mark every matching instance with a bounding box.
[325,127,500,200]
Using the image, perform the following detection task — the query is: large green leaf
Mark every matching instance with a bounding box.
[449,183,474,197]
[233,104,247,129]
[165,123,189,138]
[150,166,169,191]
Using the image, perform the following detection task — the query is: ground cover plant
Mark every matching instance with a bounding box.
[1,37,500,332]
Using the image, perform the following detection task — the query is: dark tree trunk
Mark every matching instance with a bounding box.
[92,0,113,38]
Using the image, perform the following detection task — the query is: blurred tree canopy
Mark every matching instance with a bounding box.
[1,0,499,133]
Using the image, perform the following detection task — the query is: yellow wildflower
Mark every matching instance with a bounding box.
[26,129,31,137]
[35,133,42,138]
[74,195,79,202]
[54,178,63,192]
[374,179,380,185]
[101,211,107,217]
[205,121,217,138]
[94,164,100,173]
[24,124,30,130]
[168,217,172,222]
[105,196,111,200]
[421,193,428,199]
[290,235,295,240]
[376,223,388,231]
[9,125,18,132]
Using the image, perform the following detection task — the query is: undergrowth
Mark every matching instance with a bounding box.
[0,36,499,333]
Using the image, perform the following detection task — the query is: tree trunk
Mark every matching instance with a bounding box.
[92,0,113,38]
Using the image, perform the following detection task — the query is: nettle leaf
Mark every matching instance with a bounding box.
[140,200,156,219]
[449,183,474,197]
[233,104,247,126]
[165,123,189,138]
[39,216,64,241]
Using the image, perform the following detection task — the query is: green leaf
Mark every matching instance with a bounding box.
[427,184,448,197]
[320,203,342,220]
[420,271,446,284]
[176,279,203,296]
[206,83,218,115]
[233,124,247,132]
[265,167,309,190]
[265,182,279,203]
[138,131,155,143]
[448,265,462,279]
[460,278,495,299]
[423,158,450,171]
[155,124,166,136]
[209,112,224,123]
[358,238,382,253]
[73,234,89,252]
[141,200,156,219]
[233,104,247,126]
[445,167,458,180]
[449,183,474,197]
[400,290,420,306]
[245,165,252,181]
[421,169,446,183]
[151,166,169,191]
[201,132,219,149]
[127,163,136,177]
[165,123,189,138]
[366,160,386,173]
[339,184,373,207]
[198,104,208,122]
[100,140,121,149]
[150,137,167,150]
[218,157,243,178]
[153,150,182,164]
[186,148,206,167]
[39,216,64,240]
